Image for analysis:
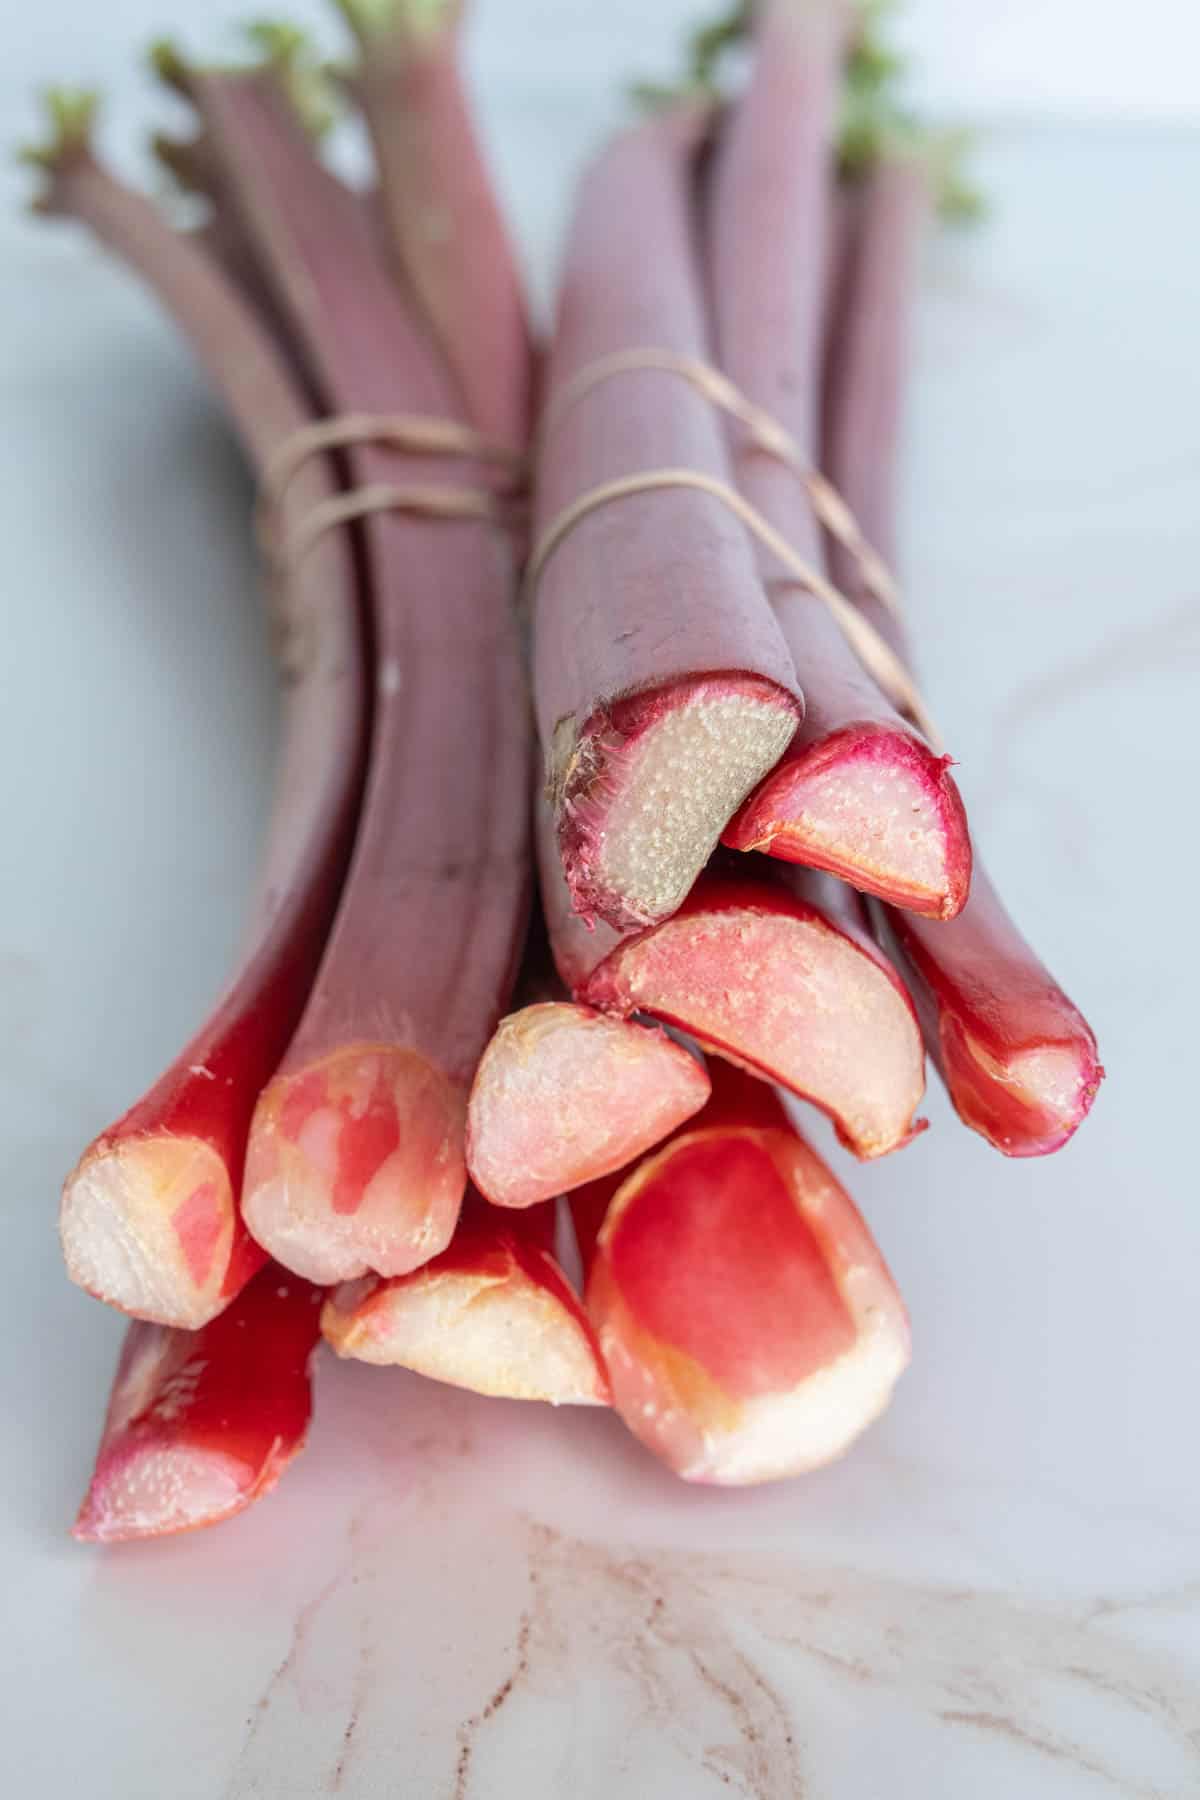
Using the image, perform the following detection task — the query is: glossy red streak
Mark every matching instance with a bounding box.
[608,1134,856,1397]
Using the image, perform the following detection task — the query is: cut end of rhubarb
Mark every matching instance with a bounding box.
[242,1043,466,1284]
[555,675,802,931]
[60,1135,240,1329]
[941,1018,1104,1158]
[587,1125,910,1485]
[466,1002,711,1208]
[584,880,926,1158]
[72,1272,320,1542]
[72,1444,265,1543]
[725,723,971,920]
[322,1248,610,1406]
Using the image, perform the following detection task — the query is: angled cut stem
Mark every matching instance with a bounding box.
[73,1266,323,1542]
[538,789,925,1159]
[322,1193,610,1404]
[704,0,971,921]
[163,66,531,1282]
[532,105,803,933]
[38,129,365,1328]
[823,155,1102,1155]
[572,1061,910,1485]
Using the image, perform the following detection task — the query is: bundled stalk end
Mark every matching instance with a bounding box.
[466,1002,711,1209]
[242,1044,468,1285]
[147,37,193,96]
[148,25,338,141]
[724,722,972,920]
[60,1133,266,1330]
[667,0,982,220]
[241,21,341,138]
[73,1269,322,1542]
[579,1069,911,1484]
[321,1199,611,1406]
[333,0,465,47]
[19,88,99,198]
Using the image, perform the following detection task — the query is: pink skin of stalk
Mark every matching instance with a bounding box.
[43,149,364,1328]
[824,157,1103,1154]
[708,0,971,923]
[181,71,529,1283]
[537,788,925,1159]
[337,0,533,450]
[321,1192,610,1405]
[73,1267,323,1542]
[572,1064,911,1486]
[533,104,804,934]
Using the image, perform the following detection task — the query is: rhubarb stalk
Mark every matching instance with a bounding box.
[705,0,972,921]
[532,104,803,933]
[322,1192,610,1405]
[73,1265,323,1542]
[824,154,1103,1154]
[538,789,925,1158]
[162,61,530,1281]
[336,0,532,448]
[573,1062,910,1485]
[33,102,365,1328]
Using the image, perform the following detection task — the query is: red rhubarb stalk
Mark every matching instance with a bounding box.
[572,1062,910,1485]
[532,104,803,933]
[705,0,971,921]
[165,62,530,1281]
[34,104,364,1328]
[336,0,532,449]
[824,156,1103,1154]
[538,789,925,1158]
[73,1265,323,1542]
[322,1192,610,1405]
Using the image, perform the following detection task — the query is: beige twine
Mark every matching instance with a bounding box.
[530,348,940,747]
[257,412,521,568]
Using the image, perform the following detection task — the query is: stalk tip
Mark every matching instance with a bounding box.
[241,19,340,139]
[148,37,193,95]
[332,0,464,45]
[18,87,99,178]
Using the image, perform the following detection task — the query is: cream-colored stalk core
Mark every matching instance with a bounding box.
[591,689,798,924]
[60,1137,235,1329]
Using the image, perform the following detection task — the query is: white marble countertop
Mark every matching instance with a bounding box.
[2,76,1199,1800]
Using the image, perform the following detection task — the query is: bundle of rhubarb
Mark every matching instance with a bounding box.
[35,0,1101,1542]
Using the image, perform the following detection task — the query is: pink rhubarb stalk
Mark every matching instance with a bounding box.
[538,788,925,1158]
[532,105,803,933]
[73,1265,323,1542]
[706,0,971,921]
[169,66,530,1281]
[38,121,364,1328]
[825,156,1103,1154]
[572,1062,910,1485]
[337,0,532,449]
[321,1192,610,1405]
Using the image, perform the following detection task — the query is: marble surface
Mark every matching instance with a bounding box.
[2,81,1199,1800]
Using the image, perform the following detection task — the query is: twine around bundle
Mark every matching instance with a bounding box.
[529,349,940,748]
[255,368,938,747]
[256,411,523,570]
